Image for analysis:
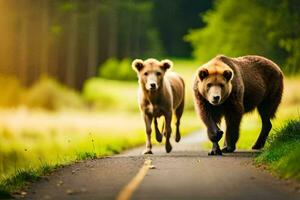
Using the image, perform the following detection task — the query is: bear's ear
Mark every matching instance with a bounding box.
[132,59,144,72]
[160,59,173,71]
[223,70,233,81]
[198,68,209,81]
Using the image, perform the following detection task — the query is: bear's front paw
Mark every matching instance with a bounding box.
[208,148,222,156]
[175,133,181,142]
[142,149,153,154]
[208,147,222,156]
[252,142,264,150]
[221,146,235,153]
[165,142,172,153]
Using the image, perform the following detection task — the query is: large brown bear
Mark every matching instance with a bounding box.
[193,55,283,155]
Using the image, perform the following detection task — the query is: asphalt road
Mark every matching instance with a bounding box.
[19,131,300,200]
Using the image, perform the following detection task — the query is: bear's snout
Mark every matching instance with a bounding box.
[150,83,157,89]
[207,86,222,105]
[144,73,160,91]
[146,81,158,91]
[212,95,220,103]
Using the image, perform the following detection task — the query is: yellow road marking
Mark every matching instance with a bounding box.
[116,158,152,200]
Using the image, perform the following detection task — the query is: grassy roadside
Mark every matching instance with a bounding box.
[237,77,300,181]
[255,119,300,180]
[0,109,200,196]
[0,111,144,196]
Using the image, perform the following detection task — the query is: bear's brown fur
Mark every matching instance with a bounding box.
[193,55,283,155]
[132,58,185,154]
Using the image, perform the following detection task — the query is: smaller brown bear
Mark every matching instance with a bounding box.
[193,55,283,155]
[132,58,185,154]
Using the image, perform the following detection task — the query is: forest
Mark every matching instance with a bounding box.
[0,0,211,89]
[1,0,299,89]
[186,0,300,74]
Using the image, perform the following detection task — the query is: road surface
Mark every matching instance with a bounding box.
[18,131,299,200]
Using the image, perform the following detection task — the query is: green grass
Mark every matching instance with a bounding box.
[255,119,300,180]
[0,163,58,197]
[82,78,137,112]
[0,110,144,193]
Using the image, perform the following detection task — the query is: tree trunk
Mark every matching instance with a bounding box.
[87,0,99,78]
[124,0,133,57]
[19,0,29,85]
[40,0,50,75]
[66,1,78,88]
[107,0,118,58]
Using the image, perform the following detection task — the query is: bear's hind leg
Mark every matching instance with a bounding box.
[252,104,272,150]
[253,79,283,150]
[175,100,184,142]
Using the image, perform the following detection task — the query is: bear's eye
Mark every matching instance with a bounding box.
[156,72,162,76]
[219,84,224,88]
[207,83,212,88]
[144,72,148,76]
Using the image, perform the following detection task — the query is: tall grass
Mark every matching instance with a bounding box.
[0,110,144,174]
[0,110,145,193]
[0,76,85,111]
[255,119,300,180]
[82,78,137,111]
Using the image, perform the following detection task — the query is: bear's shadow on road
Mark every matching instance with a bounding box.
[133,150,260,158]
[222,150,260,158]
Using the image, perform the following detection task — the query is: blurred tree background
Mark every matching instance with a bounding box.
[186,0,300,74]
[1,0,300,91]
[0,0,299,108]
[0,0,211,89]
